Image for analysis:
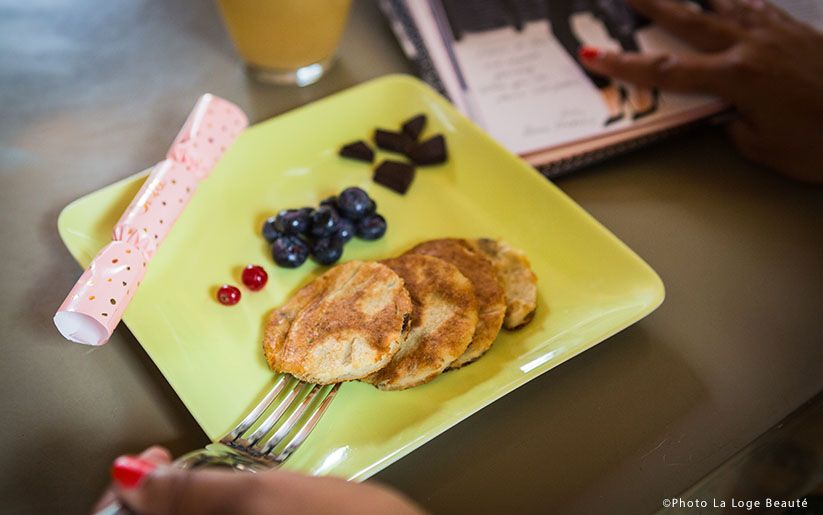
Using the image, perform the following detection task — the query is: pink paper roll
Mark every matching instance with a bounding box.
[55,93,249,346]
[167,94,249,180]
[113,159,199,258]
[54,241,148,345]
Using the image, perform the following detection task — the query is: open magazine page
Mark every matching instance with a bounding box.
[404,0,821,158]
[434,0,717,154]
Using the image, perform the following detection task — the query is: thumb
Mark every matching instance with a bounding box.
[113,459,257,515]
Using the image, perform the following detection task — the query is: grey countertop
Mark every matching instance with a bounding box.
[1,1,821,513]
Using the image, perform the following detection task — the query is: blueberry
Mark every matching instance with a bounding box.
[333,217,355,245]
[261,216,283,243]
[271,210,291,233]
[274,209,310,236]
[310,237,344,266]
[356,213,387,240]
[309,206,339,238]
[271,236,309,268]
[319,196,338,210]
[337,187,376,220]
[317,198,340,220]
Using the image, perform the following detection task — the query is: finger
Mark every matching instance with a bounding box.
[116,466,263,515]
[580,48,733,96]
[92,446,173,512]
[709,0,736,17]
[117,466,428,515]
[137,445,173,466]
[627,0,740,51]
[757,0,797,24]
[728,0,769,27]
[718,0,791,30]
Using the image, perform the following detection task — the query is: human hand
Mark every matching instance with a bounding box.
[93,446,426,515]
[579,0,823,183]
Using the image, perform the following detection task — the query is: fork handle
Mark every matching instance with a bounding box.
[174,443,271,471]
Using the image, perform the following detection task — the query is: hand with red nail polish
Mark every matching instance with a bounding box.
[93,445,427,515]
[578,0,823,183]
[93,446,172,513]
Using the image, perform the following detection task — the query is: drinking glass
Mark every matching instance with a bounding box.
[216,0,353,86]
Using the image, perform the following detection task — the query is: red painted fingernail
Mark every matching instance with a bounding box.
[578,46,601,60]
[111,455,157,489]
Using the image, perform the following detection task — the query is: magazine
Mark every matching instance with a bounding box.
[379,0,823,176]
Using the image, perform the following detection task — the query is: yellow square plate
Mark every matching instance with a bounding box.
[58,75,663,480]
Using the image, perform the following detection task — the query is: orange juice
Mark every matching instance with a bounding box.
[217,0,352,84]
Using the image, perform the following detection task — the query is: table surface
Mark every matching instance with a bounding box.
[1,1,821,513]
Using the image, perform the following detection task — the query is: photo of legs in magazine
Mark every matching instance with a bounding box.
[546,0,659,124]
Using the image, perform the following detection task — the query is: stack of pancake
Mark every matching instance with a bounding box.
[263,238,537,390]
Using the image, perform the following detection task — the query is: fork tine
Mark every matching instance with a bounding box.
[272,383,340,463]
[257,383,325,455]
[222,374,289,443]
[234,379,306,448]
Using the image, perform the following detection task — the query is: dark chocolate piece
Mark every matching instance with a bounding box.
[373,160,416,195]
[408,134,447,165]
[374,129,413,154]
[339,140,374,163]
[401,114,427,141]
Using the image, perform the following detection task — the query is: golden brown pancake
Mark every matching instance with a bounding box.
[263,260,412,384]
[407,238,505,367]
[468,238,538,329]
[364,254,479,390]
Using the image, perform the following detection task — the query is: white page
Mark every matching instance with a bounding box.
[453,21,608,154]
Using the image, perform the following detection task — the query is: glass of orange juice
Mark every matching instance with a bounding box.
[216,0,353,86]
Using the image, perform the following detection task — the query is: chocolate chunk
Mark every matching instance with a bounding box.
[408,134,447,165]
[374,129,413,154]
[401,114,427,141]
[373,160,416,195]
[339,140,374,163]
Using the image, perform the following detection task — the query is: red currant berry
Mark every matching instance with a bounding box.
[217,285,241,305]
[241,265,268,291]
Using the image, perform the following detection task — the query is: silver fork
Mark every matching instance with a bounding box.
[95,375,339,514]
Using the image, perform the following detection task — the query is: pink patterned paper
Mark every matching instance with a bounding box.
[54,241,148,345]
[167,94,248,180]
[113,159,199,258]
[55,94,249,346]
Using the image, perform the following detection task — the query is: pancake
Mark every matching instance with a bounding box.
[468,238,538,329]
[407,238,505,367]
[263,260,412,384]
[364,254,479,390]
